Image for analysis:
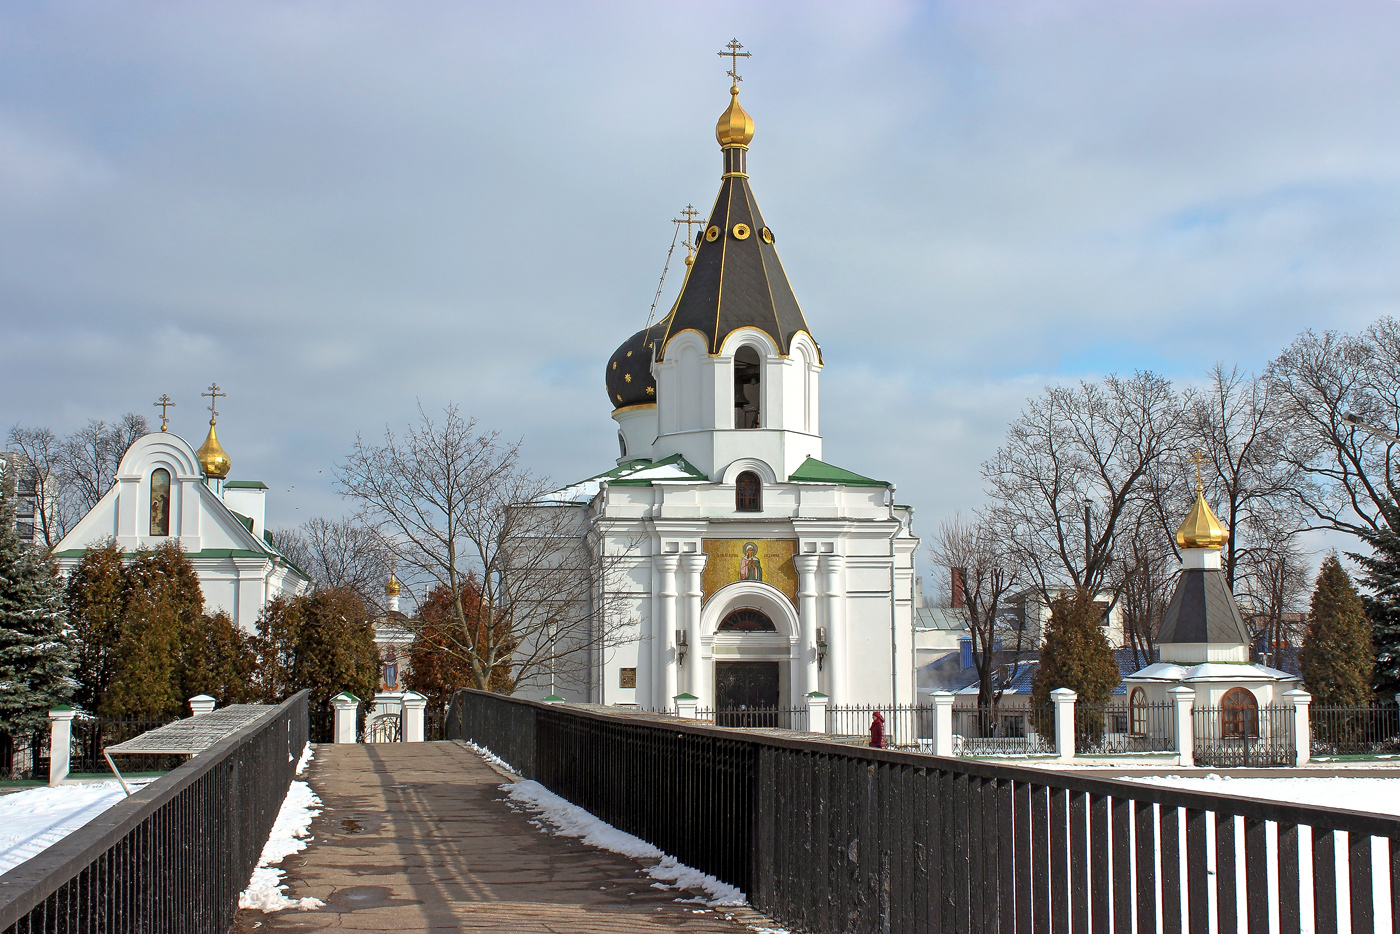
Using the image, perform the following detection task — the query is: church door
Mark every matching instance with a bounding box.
[714,661,780,727]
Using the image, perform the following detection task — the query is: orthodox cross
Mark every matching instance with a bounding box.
[1189,449,1208,493]
[202,383,226,421]
[717,39,750,85]
[153,394,176,432]
[673,204,702,250]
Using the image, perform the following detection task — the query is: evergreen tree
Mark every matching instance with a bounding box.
[1353,502,1400,696]
[1300,554,1374,706]
[256,588,378,708]
[65,542,126,712]
[181,610,258,706]
[0,466,73,734]
[103,586,181,717]
[1031,589,1121,729]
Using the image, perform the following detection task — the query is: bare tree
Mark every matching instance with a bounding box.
[928,512,1026,712]
[270,517,394,610]
[1236,537,1310,668]
[984,372,1188,602]
[338,404,631,693]
[1267,319,1400,538]
[4,428,69,548]
[1111,514,1176,670]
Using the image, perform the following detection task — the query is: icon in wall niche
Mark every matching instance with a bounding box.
[739,542,764,582]
[701,538,798,605]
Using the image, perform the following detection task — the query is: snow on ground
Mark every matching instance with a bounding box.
[238,744,323,913]
[462,740,514,774]
[0,779,153,875]
[1124,773,1400,816]
[501,779,746,907]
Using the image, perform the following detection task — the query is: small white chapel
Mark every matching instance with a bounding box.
[519,48,921,712]
[53,388,310,632]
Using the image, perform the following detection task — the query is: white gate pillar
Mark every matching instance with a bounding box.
[401,691,427,742]
[331,692,359,744]
[1051,688,1077,762]
[1168,686,1196,768]
[1285,689,1312,767]
[806,691,829,733]
[188,694,216,717]
[931,692,956,757]
[48,708,76,785]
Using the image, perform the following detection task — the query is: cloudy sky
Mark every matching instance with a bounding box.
[2,1,1398,541]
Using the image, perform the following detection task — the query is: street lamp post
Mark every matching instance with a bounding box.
[1342,412,1400,442]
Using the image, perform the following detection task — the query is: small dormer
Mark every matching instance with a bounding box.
[222,480,268,537]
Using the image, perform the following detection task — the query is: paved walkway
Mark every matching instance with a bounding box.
[233,742,755,934]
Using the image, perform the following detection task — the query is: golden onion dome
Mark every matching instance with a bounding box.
[385,572,402,597]
[1175,492,1228,549]
[196,419,231,479]
[715,84,754,148]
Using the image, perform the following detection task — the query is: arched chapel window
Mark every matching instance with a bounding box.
[149,469,171,537]
[1128,687,1147,737]
[734,346,761,429]
[718,608,776,632]
[1221,688,1258,738]
[736,472,761,512]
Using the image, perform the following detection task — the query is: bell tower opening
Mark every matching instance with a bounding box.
[734,346,761,429]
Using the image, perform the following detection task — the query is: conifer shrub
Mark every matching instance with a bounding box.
[1030,589,1122,735]
[1354,503,1400,697]
[255,588,379,711]
[1300,554,1374,707]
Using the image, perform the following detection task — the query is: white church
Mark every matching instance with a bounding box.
[53,396,310,631]
[523,65,920,712]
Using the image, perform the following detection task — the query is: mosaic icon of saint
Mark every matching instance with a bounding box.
[738,542,764,582]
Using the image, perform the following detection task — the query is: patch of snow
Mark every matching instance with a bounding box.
[295,742,313,775]
[0,779,154,874]
[501,778,746,907]
[238,780,324,912]
[463,740,514,774]
[1125,774,1400,817]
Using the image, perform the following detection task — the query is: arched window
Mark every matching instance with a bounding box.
[149,468,171,536]
[734,346,761,429]
[718,608,776,632]
[735,471,761,512]
[618,431,628,458]
[1221,688,1258,738]
[1128,687,1147,736]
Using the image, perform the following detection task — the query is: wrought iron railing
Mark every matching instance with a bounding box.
[1310,704,1400,757]
[0,691,309,934]
[826,704,933,747]
[952,703,1055,756]
[703,707,809,731]
[449,687,1400,934]
[1074,700,1176,755]
[1194,704,1295,767]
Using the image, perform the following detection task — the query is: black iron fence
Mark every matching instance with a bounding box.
[0,691,309,934]
[1075,701,1176,756]
[826,704,932,746]
[952,703,1054,756]
[1311,704,1400,757]
[1,717,177,781]
[1194,704,1296,768]
[450,687,1400,934]
[704,707,809,731]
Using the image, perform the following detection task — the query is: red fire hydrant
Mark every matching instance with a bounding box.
[869,710,885,748]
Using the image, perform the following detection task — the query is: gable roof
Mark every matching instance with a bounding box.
[787,457,889,487]
[544,454,708,503]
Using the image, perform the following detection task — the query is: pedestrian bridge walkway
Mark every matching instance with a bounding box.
[233,742,753,934]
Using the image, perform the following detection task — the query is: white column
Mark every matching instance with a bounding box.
[656,555,680,711]
[806,692,829,733]
[821,554,847,706]
[1051,688,1077,762]
[1285,689,1312,767]
[188,694,216,717]
[48,708,76,785]
[1168,686,1196,768]
[931,691,956,758]
[680,553,708,703]
[401,691,427,743]
[332,692,359,744]
[795,555,821,700]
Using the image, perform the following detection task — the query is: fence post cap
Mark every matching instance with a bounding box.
[1282,689,1312,706]
[1166,685,1196,697]
[400,691,427,706]
[331,692,360,705]
[929,691,955,705]
[48,706,76,720]
[188,693,215,702]
[805,691,829,700]
[1050,688,1078,701]
[673,693,699,701]
[543,695,565,704]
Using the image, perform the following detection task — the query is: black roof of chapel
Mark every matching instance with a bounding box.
[1157,568,1252,646]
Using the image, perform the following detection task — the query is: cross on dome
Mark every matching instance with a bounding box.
[717,38,750,86]
[153,394,175,432]
[202,383,226,421]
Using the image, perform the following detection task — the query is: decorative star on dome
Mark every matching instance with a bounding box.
[624,373,632,383]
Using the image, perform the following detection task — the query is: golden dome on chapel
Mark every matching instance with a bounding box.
[715,85,754,148]
[196,420,231,479]
[385,572,402,597]
[1175,492,1228,549]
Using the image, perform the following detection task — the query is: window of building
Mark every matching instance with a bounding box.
[1221,688,1259,738]
[735,471,761,512]
[734,346,761,429]
[718,608,776,632]
[149,468,171,536]
[1129,687,1147,736]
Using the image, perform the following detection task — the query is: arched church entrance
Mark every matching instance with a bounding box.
[714,608,781,724]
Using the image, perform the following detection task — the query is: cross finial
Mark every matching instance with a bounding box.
[202,383,226,421]
[1189,449,1208,495]
[153,394,176,432]
[673,204,703,252]
[717,38,750,86]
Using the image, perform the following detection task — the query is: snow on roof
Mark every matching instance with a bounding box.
[543,455,707,503]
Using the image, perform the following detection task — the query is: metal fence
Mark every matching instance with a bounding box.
[1311,704,1400,757]
[1194,704,1296,768]
[449,687,1400,934]
[827,704,933,747]
[1,718,177,780]
[952,703,1054,756]
[1075,701,1176,756]
[0,691,309,934]
[704,707,809,731]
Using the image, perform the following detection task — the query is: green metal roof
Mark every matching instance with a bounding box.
[223,480,268,490]
[787,456,889,487]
